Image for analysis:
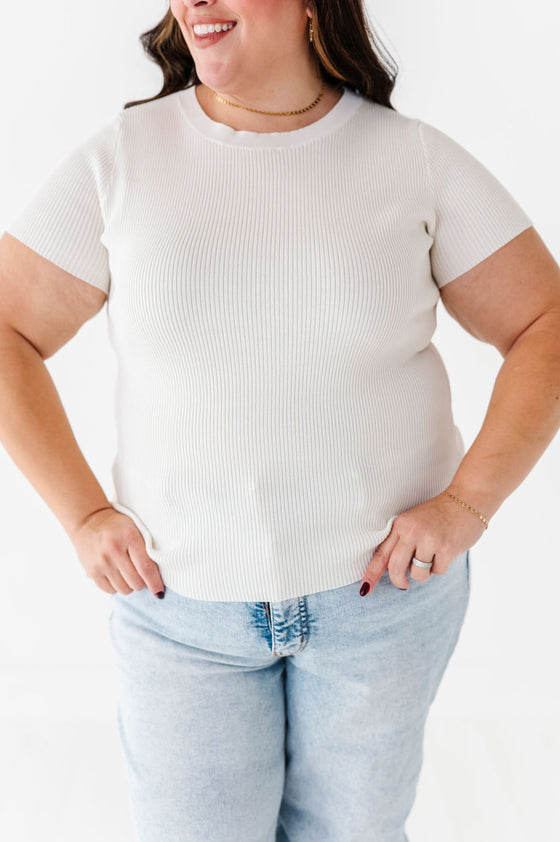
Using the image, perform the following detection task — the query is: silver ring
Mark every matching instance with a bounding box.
[411,556,434,569]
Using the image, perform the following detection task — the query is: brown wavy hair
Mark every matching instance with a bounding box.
[123,1,399,111]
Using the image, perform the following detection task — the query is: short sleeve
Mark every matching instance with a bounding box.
[417,119,533,289]
[4,112,123,295]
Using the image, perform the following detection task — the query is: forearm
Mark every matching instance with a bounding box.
[0,326,112,541]
[445,311,560,520]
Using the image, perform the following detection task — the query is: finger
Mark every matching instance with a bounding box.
[387,540,418,589]
[90,566,132,595]
[128,540,166,597]
[113,547,148,591]
[407,547,434,584]
[93,575,120,595]
[106,567,136,595]
[360,528,400,595]
[86,551,135,595]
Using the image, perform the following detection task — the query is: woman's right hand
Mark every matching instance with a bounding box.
[70,506,166,597]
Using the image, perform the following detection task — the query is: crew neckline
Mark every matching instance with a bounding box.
[176,83,365,148]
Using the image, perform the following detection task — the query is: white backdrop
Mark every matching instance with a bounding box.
[1,1,558,840]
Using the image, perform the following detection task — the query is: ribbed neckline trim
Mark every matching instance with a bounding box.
[176,83,365,148]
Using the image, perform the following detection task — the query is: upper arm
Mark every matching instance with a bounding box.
[0,111,121,357]
[0,232,107,359]
[416,119,557,352]
[439,226,560,356]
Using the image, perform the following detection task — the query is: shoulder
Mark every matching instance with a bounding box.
[85,89,188,171]
[119,89,184,134]
[342,91,426,162]
[347,91,423,143]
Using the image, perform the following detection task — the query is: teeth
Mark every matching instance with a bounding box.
[193,22,234,35]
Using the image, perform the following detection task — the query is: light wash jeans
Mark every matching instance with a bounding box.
[108,550,470,842]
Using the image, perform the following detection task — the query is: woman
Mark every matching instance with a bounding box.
[1,1,559,840]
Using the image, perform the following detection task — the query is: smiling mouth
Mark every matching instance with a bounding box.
[192,22,237,43]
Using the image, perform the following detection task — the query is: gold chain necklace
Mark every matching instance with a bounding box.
[209,78,326,117]
[207,16,325,117]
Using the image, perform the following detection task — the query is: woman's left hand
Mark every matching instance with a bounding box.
[360,492,487,594]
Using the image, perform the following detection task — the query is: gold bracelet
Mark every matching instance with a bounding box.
[442,490,489,530]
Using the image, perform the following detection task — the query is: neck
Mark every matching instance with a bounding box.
[195,78,343,134]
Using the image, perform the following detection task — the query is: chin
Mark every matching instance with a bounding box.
[196,69,235,92]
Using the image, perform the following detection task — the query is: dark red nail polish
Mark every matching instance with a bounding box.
[359,581,370,596]
[155,590,165,599]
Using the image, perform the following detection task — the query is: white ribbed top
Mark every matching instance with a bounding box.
[5,84,532,601]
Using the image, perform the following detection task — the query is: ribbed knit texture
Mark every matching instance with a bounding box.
[5,85,533,601]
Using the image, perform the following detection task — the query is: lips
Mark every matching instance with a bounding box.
[191,22,237,47]
[191,20,237,27]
